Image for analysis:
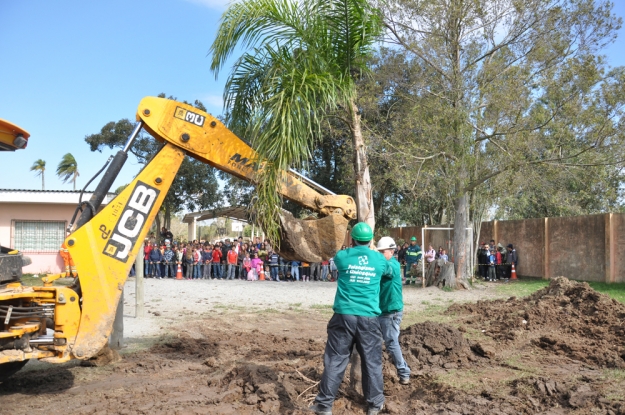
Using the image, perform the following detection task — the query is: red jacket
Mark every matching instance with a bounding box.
[212,249,222,263]
[144,245,151,260]
[227,250,238,265]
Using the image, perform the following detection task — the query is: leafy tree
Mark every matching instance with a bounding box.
[57,153,79,190]
[209,0,384,244]
[84,93,222,227]
[30,159,46,190]
[376,0,625,278]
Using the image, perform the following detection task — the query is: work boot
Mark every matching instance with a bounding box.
[308,403,332,415]
[367,404,384,415]
[399,377,410,385]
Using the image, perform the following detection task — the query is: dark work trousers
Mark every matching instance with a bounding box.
[314,313,385,411]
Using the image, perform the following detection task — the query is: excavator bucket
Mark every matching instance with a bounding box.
[277,211,350,263]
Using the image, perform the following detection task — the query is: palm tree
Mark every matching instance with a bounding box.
[209,0,382,241]
[30,159,46,190]
[57,153,79,191]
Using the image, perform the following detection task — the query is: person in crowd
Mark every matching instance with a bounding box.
[193,246,202,279]
[221,239,231,277]
[477,242,488,280]
[404,237,422,285]
[203,244,212,279]
[311,262,322,281]
[237,243,248,279]
[329,257,337,281]
[243,253,253,280]
[291,259,300,281]
[268,250,280,281]
[143,240,152,277]
[424,244,436,266]
[250,252,262,280]
[321,259,330,281]
[258,244,268,263]
[162,244,175,278]
[279,255,288,279]
[184,248,194,280]
[507,244,517,277]
[212,244,223,279]
[301,262,310,282]
[149,242,163,279]
[309,223,391,415]
[437,246,444,259]
[376,236,411,385]
[495,245,502,280]
[487,248,497,282]
[397,242,408,270]
[227,245,238,280]
[440,249,449,262]
[497,243,508,279]
[175,245,183,277]
[160,227,173,242]
[148,232,157,245]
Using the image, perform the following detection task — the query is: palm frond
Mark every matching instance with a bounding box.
[56,153,79,184]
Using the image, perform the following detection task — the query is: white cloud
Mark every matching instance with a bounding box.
[201,94,225,110]
[182,0,234,10]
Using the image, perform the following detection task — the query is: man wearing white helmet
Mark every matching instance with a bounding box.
[376,236,411,385]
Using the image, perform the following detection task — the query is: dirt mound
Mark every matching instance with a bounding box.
[448,276,625,368]
[398,321,487,372]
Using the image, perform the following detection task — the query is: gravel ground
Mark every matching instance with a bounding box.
[121,277,508,339]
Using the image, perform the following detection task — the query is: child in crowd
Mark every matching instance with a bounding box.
[440,249,449,262]
[202,244,212,279]
[193,246,202,279]
[243,253,253,280]
[212,245,222,279]
[184,249,194,280]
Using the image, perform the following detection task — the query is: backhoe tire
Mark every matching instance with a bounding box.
[0,360,28,382]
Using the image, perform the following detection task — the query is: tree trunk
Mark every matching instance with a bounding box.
[424,258,470,290]
[164,203,171,230]
[452,190,470,280]
[349,100,375,229]
[42,173,45,191]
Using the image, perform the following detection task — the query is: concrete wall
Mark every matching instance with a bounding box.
[497,218,544,278]
[546,215,605,282]
[388,213,625,283]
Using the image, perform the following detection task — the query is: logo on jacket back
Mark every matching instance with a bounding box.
[103,181,160,262]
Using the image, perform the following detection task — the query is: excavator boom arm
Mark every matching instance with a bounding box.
[60,97,354,360]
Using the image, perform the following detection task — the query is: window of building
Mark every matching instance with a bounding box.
[13,220,66,253]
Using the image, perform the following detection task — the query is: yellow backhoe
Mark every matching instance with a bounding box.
[0,97,355,380]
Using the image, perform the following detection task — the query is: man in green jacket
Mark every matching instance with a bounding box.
[310,222,390,415]
[404,236,422,285]
[376,236,411,385]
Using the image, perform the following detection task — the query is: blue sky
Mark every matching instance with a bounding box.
[1,0,625,192]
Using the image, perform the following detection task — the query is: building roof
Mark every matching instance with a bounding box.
[183,206,250,223]
[0,189,116,205]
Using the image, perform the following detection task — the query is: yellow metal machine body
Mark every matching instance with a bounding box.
[0,97,355,370]
[0,118,29,151]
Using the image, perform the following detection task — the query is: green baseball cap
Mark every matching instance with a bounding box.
[410,236,417,241]
[351,222,373,242]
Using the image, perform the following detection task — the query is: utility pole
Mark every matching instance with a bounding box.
[110,289,124,349]
[135,243,144,318]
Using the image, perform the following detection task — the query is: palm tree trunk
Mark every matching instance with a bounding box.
[42,172,45,191]
[349,99,375,230]
[73,174,76,191]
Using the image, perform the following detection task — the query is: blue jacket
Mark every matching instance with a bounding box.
[162,249,174,262]
[149,248,162,262]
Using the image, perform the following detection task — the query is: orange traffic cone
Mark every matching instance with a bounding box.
[176,264,183,280]
[510,264,517,280]
[259,268,265,281]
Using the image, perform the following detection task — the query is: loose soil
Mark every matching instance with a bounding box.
[2,277,625,414]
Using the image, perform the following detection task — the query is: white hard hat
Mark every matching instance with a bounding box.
[376,236,396,251]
